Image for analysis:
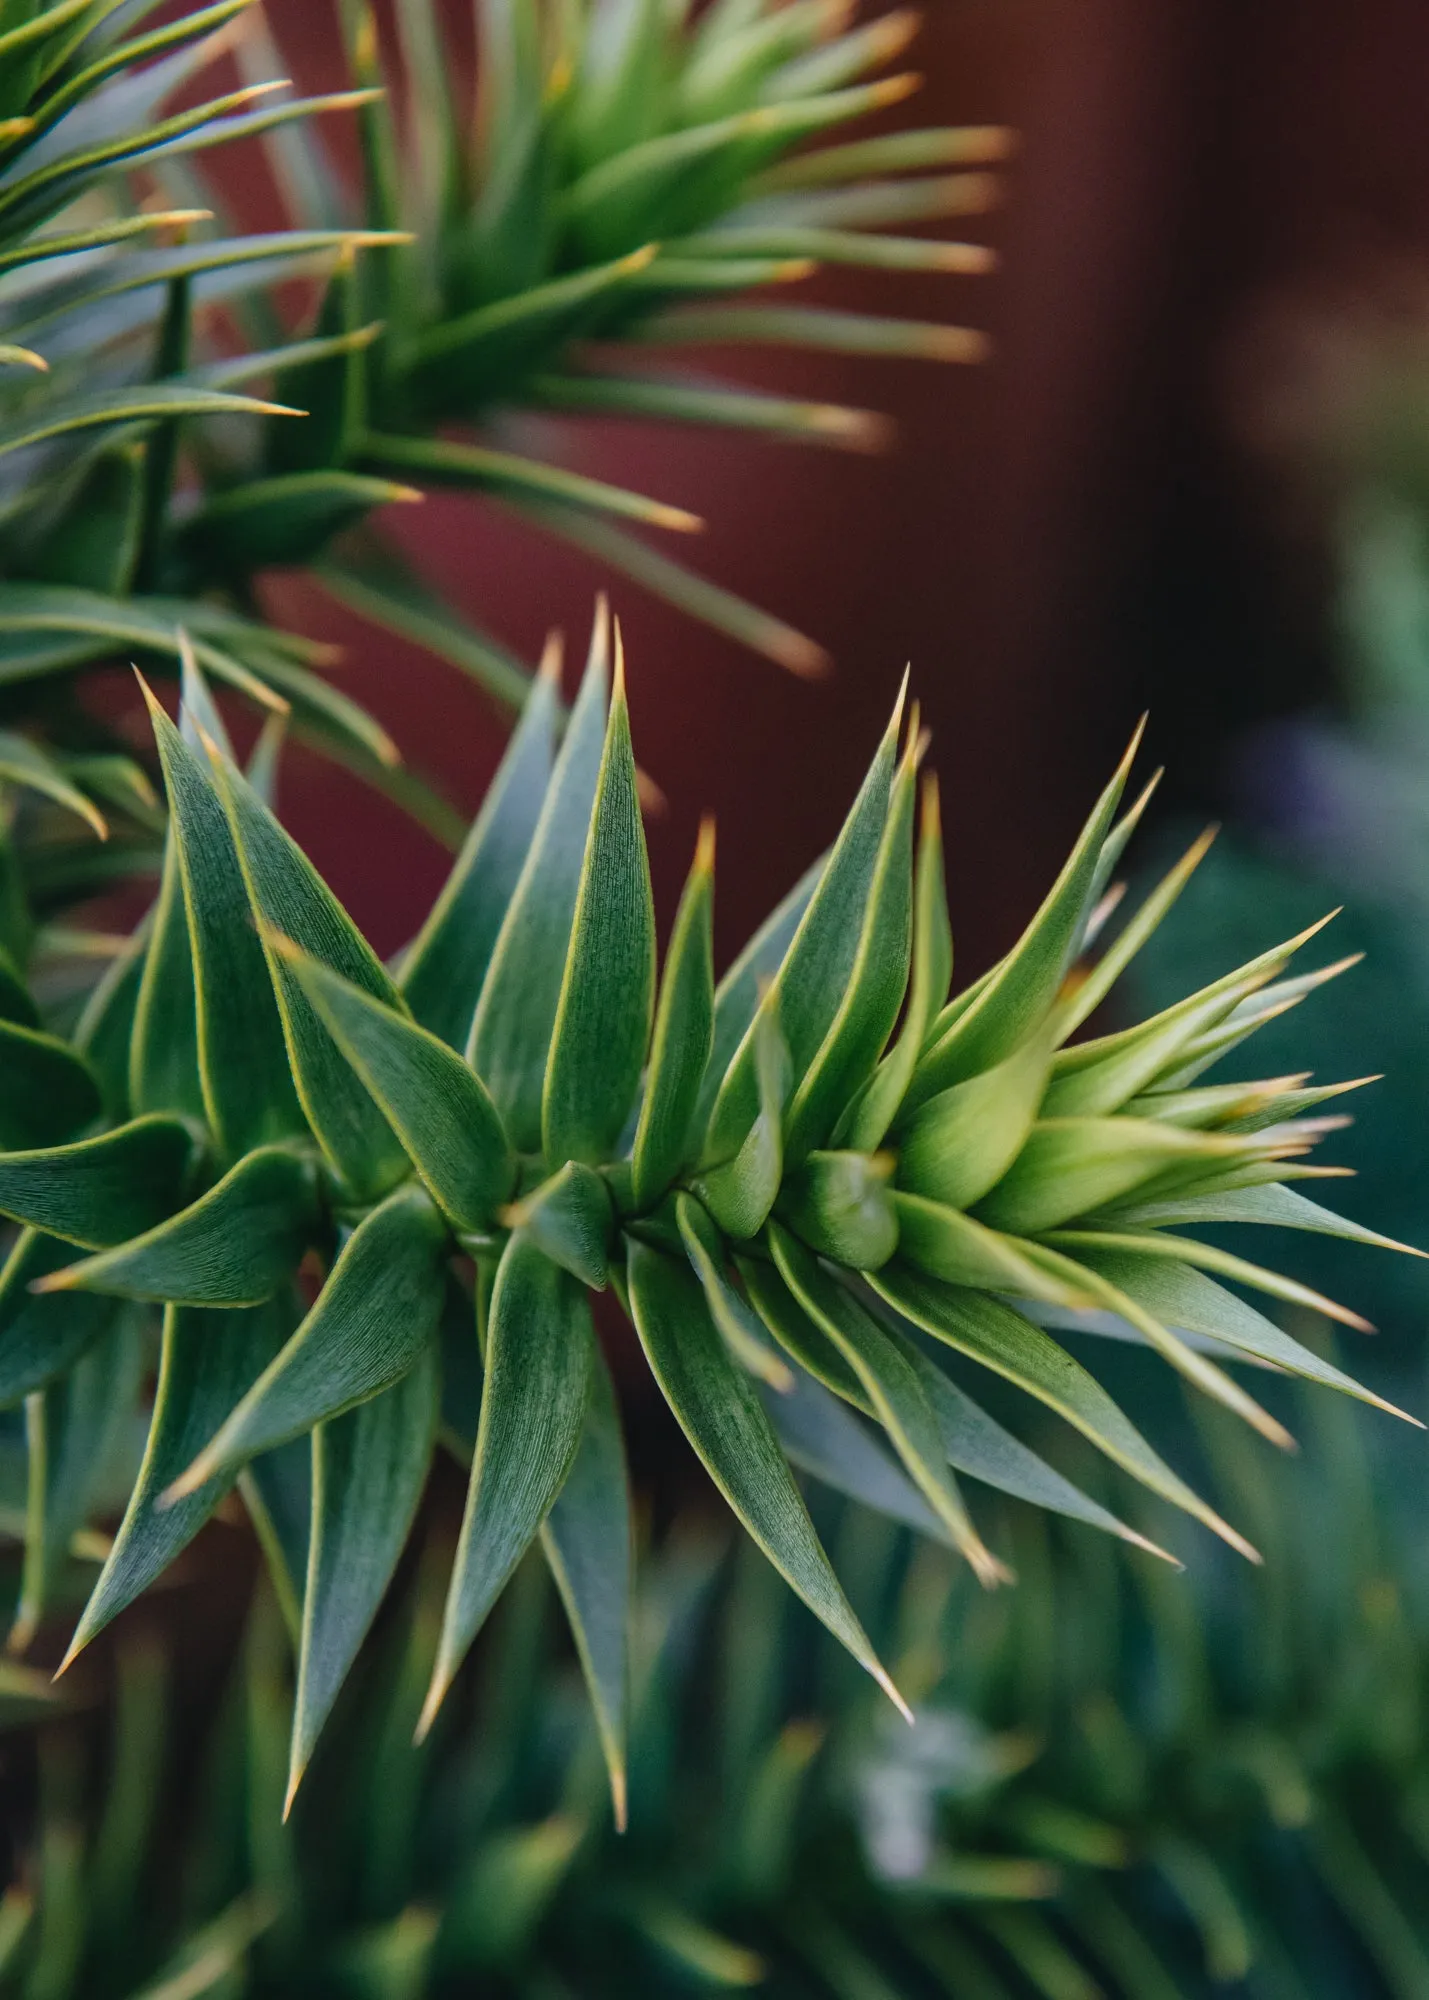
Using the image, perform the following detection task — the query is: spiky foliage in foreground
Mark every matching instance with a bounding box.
[0,604,1415,1817]
[0,0,1002,908]
[5,1378,1429,2000]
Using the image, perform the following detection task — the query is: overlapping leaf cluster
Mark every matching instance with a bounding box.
[0,602,1414,1825]
[0,0,1003,913]
[4,1376,1429,2000]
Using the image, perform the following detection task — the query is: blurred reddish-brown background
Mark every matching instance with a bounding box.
[241,0,1429,976]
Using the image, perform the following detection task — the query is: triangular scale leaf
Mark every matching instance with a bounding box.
[631,821,715,1210]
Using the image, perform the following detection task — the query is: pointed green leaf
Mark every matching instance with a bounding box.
[1110,1179,1428,1255]
[0,384,299,463]
[505,1160,615,1289]
[63,1298,293,1668]
[240,1440,313,1644]
[677,1192,794,1390]
[421,1236,594,1734]
[0,1022,100,1148]
[626,1236,904,1710]
[892,1191,1087,1305]
[783,739,916,1164]
[768,1224,999,1578]
[840,773,953,1153]
[1049,1236,1413,1421]
[290,1345,439,1806]
[706,688,902,1163]
[869,1265,1257,1559]
[738,1249,868,1407]
[145,678,303,1159]
[541,1348,632,1829]
[543,639,656,1168]
[469,610,611,1151]
[270,939,514,1232]
[399,647,560,1047]
[0,730,108,838]
[691,1004,787,1239]
[694,854,822,1140]
[0,1115,197,1247]
[896,1030,1051,1211]
[206,743,406,1201]
[167,1183,449,1495]
[973,1119,1257,1237]
[40,1146,318,1307]
[631,821,715,1210]
[911,729,1142,1102]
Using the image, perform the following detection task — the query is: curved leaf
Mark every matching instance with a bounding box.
[0,1114,197,1247]
[0,1021,100,1148]
[631,819,715,1210]
[0,1229,117,1405]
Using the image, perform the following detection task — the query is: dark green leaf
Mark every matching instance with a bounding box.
[127,833,203,1123]
[271,939,514,1232]
[61,1298,293,1669]
[0,1114,197,1247]
[631,819,715,1210]
[144,673,303,1158]
[677,1192,794,1390]
[208,740,408,1200]
[469,609,610,1151]
[0,1022,100,1148]
[767,1364,951,1540]
[39,1146,318,1307]
[504,1160,614,1290]
[693,854,821,1140]
[290,1344,439,1807]
[543,636,656,1167]
[421,1236,594,1734]
[541,1349,632,1828]
[166,1183,449,1495]
[626,1236,903,1709]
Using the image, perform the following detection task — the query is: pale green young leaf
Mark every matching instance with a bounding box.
[1043,981,1261,1121]
[544,631,656,1168]
[691,1002,787,1239]
[269,937,514,1233]
[0,1021,100,1147]
[420,1236,595,1736]
[626,1236,906,1712]
[541,1349,633,1830]
[1053,828,1217,1041]
[469,607,610,1151]
[37,1147,318,1308]
[504,1160,615,1289]
[165,1183,449,1499]
[783,736,916,1165]
[0,1230,117,1405]
[290,1345,440,1809]
[631,820,715,1210]
[399,640,560,1047]
[207,741,408,1202]
[768,1223,1001,1581]
[705,684,902,1164]
[869,1267,1257,1560]
[895,1030,1051,1211]
[840,773,953,1153]
[145,676,303,1157]
[693,853,822,1139]
[972,1119,1260,1238]
[677,1191,794,1389]
[911,726,1144,1103]
[61,1298,293,1671]
[891,1191,1088,1305]
[0,1114,197,1246]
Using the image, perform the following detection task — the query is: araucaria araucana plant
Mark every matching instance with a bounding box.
[0,602,1417,1827]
